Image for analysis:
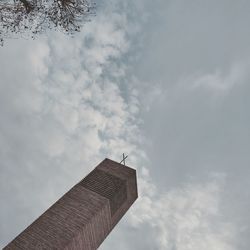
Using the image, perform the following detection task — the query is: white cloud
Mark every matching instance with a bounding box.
[0,1,145,247]
[129,173,237,250]
[0,1,247,250]
[191,62,248,95]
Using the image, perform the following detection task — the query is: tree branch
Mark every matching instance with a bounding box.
[18,0,33,13]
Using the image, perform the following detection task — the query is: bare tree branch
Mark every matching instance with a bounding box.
[18,0,33,12]
[0,0,95,46]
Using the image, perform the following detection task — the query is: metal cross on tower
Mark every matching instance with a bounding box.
[120,153,128,166]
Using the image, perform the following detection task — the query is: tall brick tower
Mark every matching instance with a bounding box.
[4,158,138,250]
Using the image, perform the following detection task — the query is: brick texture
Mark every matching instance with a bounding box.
[4,158,138,250]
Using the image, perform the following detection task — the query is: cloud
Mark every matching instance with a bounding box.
[191,62,248,95]
[127,173,236,250]
[1,0,249,249]
[0,0,145,247]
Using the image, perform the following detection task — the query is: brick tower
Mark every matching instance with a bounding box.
[4,158,138,250]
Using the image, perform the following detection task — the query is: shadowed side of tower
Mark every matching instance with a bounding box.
[4,158,138,250]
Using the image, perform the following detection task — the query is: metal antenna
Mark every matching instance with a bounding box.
[120,153,128,166]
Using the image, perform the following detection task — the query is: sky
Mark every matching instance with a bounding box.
[0,0,250,249]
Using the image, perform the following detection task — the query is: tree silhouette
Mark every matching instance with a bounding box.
[0,0,94,45]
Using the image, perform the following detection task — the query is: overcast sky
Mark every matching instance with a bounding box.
[1,0,250,249]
